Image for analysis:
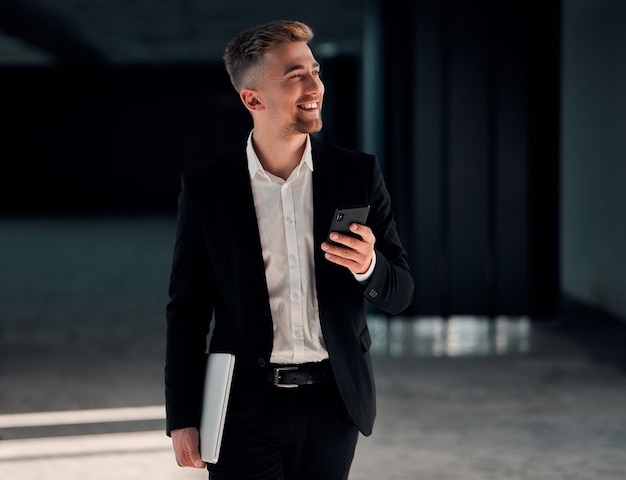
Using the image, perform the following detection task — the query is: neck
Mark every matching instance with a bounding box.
[251,130,308,180]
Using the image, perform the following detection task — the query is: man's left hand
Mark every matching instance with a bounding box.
[321,223,375,275]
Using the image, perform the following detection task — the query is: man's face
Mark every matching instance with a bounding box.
[255,41,325,138]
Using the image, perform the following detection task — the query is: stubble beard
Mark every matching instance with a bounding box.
[279,115,323,138]
[295,116,323,134]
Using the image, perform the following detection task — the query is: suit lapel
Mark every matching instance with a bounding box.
[311,136,338,280]
[220,149,271,302]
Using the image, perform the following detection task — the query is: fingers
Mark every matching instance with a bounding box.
[322,224,375,274]
[171,428,206,469]
[330,224,374,248]
[348,223,375,244]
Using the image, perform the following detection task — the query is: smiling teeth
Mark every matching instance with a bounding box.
[301,102,318,109]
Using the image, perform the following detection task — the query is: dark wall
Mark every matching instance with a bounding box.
[370,0,561,317]
[561,0,626,320]
[1,65,251,214]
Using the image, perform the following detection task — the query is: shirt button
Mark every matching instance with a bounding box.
[285,217,293,224]
[291,292,299,301]
[290,255,297,262]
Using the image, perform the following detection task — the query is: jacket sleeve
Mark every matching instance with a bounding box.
[164,173,215,435]
[360,158,414,315]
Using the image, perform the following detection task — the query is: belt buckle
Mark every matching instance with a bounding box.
[273,366,299,386]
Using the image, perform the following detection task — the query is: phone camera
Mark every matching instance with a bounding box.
[336,213,344,221]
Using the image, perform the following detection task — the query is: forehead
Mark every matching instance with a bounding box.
[261,41,319,75]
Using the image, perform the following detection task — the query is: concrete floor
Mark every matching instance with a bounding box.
[1,216,626,479]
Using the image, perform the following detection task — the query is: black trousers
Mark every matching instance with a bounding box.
[207,381,359,480]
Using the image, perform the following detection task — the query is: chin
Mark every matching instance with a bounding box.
[297,119,323,134]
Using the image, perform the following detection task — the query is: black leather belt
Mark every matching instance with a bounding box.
[267,361,332,387]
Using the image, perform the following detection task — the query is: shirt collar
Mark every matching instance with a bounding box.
[246,131,314,180]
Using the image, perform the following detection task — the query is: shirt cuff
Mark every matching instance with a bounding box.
[353,251,377,284]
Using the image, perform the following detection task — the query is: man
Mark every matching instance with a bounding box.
[165,20,414,480]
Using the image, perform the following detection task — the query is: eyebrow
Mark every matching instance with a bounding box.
[283,61,320,76]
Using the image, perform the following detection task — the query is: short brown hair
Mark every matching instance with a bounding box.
[223,20,314,91]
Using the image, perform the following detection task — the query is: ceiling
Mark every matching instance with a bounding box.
[0,0,365,66]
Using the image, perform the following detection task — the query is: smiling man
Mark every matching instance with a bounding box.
[165,20,414,480]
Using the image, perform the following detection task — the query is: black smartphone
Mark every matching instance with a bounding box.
[327,205,370,247]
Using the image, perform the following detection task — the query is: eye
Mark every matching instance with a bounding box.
[290,70,321,80]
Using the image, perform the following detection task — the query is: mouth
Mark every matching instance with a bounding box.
[298,102,319,111]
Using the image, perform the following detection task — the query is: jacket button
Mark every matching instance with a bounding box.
[368,288,379,299]
[257,358,266,367]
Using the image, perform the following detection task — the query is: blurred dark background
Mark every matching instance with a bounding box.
[0,0,624,322]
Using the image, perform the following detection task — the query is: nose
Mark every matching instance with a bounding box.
[306,73,324,96]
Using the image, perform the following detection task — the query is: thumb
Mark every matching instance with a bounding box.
[172,427,206,468]
[188,442,205,468]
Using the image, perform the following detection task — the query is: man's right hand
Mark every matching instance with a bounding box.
[171,427,206,468]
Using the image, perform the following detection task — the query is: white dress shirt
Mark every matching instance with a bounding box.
[246,132,375,365]
[247,133,327,364]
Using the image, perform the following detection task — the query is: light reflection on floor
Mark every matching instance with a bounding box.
[367,315,532,357]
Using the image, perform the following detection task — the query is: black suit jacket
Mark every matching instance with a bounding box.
[165,135,414,437]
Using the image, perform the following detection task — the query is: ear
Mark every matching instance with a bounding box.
[240,89,264,112]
